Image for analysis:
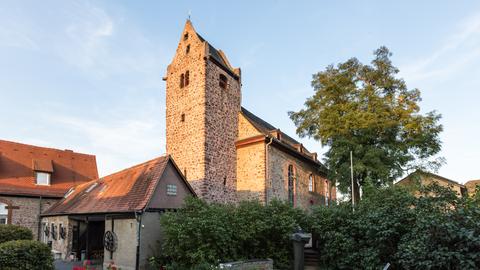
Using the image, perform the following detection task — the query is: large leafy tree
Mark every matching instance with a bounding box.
[289,47,443,202]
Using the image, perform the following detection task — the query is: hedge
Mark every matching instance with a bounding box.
[158,198,309,269]
[0,240,54,270]
[0,225,33,244]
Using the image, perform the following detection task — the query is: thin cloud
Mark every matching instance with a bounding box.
[401,12,480,83]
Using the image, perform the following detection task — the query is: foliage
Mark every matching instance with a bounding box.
[158,197,308,269]
[312,184,480,269]
[0,224,33,244]
[288,46,443,201]
[0,240,54,270]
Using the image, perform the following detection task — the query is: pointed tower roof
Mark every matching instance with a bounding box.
[185,20,240,79]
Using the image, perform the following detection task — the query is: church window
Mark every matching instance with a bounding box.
[223,177,227,186]
[185,71,190,86]
[181,113,185,122]
[186,44,190,54]
[325,180,329,206]
[288,165,295,206]
[184,32,188,40]
[180,73,185,88]
[219,74,227,89]
[308,174,314,192]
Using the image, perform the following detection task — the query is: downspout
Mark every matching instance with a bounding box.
[264,136,273,204]
[37,196,42,241]
[135,211,143,270]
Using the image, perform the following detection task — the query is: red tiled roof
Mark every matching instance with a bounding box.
[0,140,98,198]
[43,155,177,215]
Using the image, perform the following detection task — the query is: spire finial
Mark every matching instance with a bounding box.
[188,10,191,21]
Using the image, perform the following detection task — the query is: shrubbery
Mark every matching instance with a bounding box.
[158,197,309,269]
[313,184,480,270]
[0,240,54,270]
[159,185,480,270]
[0,225,33,244]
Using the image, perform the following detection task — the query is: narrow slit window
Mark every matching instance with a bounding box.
[180,73,185,88]
[186,44,190,54]
[185,71,190,86]
[288,165,295,206]
[181,113,185,122]
[183,33,188,40]
[219,74,227,89]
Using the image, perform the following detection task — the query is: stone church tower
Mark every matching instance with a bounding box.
[165,20,241,203]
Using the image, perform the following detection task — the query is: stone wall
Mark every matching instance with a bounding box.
[0,195,58,240]
[267,146,331,209]
[203,59,241,203]
[238,113,262,140]
[219,259,273,270]
[40,215,71,260]
[236,141,266,202]
[166,21,207,196]
[104,218,138,270]
[166,21,240,203]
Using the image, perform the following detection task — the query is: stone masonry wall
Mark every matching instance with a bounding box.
[267,146,331,209]
[0,196,58,240]
[236,141,266,202]
[166,21,241,203]
[40,215,72,259]
[238,113,262,140]
[203,60,241,203]
[166,22,207,196]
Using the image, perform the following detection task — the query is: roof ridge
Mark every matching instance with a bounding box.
[0,139,96,157]
[97,154,169,179]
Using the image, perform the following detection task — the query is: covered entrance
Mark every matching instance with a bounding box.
[70,215,105,261]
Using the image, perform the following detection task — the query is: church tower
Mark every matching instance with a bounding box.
[165,21,241,203]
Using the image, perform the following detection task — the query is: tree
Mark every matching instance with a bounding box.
[289,46,443,202]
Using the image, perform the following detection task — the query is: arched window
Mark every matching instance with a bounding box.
[0,203,8,224]
[185,71,190,86]
[219,74,227,89]
[186,44,190,54]
[308,174,314,192]
[288,165,295,206]
[325,180,329,206]
[180,73,185,88]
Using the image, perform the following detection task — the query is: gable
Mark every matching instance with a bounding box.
[147,160,195,209]
[238,113,263,140]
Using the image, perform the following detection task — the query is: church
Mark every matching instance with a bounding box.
[165,20,335,208]
[1,20,336,269]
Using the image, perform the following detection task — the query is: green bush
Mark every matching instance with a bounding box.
[159,197,308,269]
[312,184,480,270]
[0,240,54,270]
[0,225,33,244]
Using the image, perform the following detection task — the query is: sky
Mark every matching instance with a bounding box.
[0,1,479,183]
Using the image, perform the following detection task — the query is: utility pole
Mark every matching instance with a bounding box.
[350,151,355,211]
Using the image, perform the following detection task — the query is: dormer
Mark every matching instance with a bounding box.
[32,159,53,186]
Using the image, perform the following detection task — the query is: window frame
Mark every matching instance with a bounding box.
[287,165,295,206]
[308,174,314,192]
[219,74,228,89]
[35,172,51,186]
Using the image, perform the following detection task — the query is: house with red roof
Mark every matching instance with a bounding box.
[0,139,98,239]
[41,155,195,270]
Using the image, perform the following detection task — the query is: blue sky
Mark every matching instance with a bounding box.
[1,1,479,183]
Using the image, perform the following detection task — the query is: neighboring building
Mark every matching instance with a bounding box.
[165,20,335,207]
[0,139,98,239]
[465,180,480,197]
[396,170,467,197]
[41,155,195,270]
